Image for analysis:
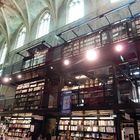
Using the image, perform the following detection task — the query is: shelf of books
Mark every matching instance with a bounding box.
[22,50,47,70]
[138,121,140,140]
[58,113,116,140]
[6,113,32,138]
[135,17,140,35]
[63,33,102,59]
[62,76,114,108]
[14,79,45,111]
[111,23,128,43]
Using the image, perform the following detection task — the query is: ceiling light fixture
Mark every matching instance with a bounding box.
[64,59,70,66]
[86,49,98,61]
[17,74,22,79]
[3,77,10,83]
[75,75,87,79]
[50,66,53,70]
[114,44,124,52]
[9,77,12,81]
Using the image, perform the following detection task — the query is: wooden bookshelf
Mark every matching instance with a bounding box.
[111,23,127,42]
[62,83,114,108]
[135,17,140,35]
[58,116,116,140]
[7,113,32,138]
[14,79,45,111]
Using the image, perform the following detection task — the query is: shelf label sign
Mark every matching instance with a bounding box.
[61,91,72,115]
[124,113,130,120]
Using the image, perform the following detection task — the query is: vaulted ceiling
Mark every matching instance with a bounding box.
[0,0,65,44]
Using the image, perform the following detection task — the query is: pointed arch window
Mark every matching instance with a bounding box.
[0,43,7,64]
[67,0,84,23]
[16,26,26,49]
[110,0,121,3]
[36,12,51,38]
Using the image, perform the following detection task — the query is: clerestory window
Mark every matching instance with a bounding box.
[0,42,7,64]
[36,12,51,38]
[16,26,26,49]
[67,0,84,23]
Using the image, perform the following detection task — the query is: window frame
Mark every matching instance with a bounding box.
[36,12,51,39]
[15,26,26,49]
[0,42,7,65]
[110,0,121,3]
[67,0,84,24]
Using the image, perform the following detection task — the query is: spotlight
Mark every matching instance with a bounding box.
[9,77,12,81]
[17,74,22,79]
[86,49,97,61]
[64,59,70,66]
[99,82,102,86]
[133,71,140,75]
[3,77,9,83]
[120,55,124,62]
[50,66,53,70]
[114,44,123,52]
[68,81,72,85]
[75,75,87,79]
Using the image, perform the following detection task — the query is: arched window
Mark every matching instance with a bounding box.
[110,0,120,3]
[0,43,7,64]
[36,12,51,38]
[16,26,26,49]
[67,0,84,23]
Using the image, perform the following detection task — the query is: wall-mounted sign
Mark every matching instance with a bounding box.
[124,113,130,120]
[30,125,35,132]
[61,91,72,115]
[32,115,44,120]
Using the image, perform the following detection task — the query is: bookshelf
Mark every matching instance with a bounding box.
[138,121,140,140]
[23,50,47,70]
[111,23,127,42]
[58,116,116,140]
[7,113,32,138]
[135,17,140,35]
[63,33,102,59]
[62,77,114,108]
[14,79,45,111]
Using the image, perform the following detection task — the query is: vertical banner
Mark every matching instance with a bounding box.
[61,91,72,115]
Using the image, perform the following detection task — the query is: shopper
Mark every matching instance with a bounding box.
[0,134,3,140]
[46,133,51,140]
[24,132,31,140]
[37,134,46,140]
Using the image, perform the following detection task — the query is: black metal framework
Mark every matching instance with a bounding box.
[1,2,140,140]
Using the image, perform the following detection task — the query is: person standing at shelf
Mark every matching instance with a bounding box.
[0,134,3,140]
[129,134,134,140]
[0,133,6,140]
[23,131,32,140]
[37,134,47,140]
[65,129,73,140]
[66,135,72,140]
